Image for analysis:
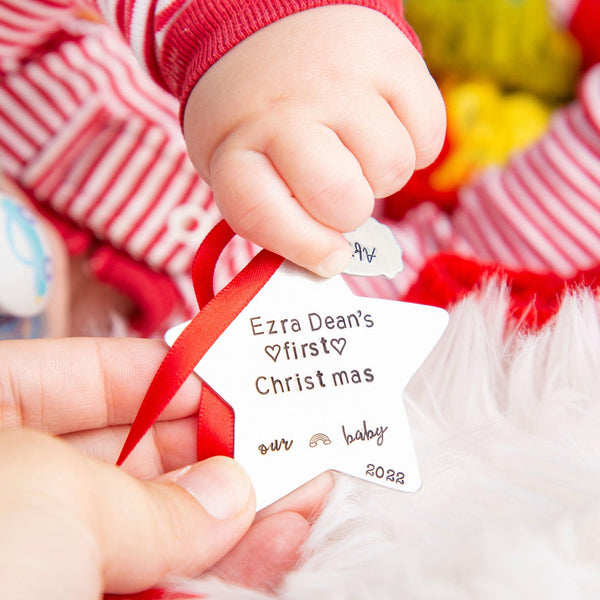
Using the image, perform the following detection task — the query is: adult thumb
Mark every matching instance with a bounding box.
[0,429,255,600]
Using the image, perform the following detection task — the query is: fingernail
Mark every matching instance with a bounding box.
[175,457,252,519]
[315,247,351,278]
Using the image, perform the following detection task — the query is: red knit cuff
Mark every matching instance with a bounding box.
[160,0,419,110]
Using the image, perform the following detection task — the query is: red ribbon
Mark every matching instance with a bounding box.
[117,221,284,466]
[104,588,198,599]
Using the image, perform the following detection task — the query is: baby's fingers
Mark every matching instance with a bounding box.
[210,142,352,277]
[265,121,373,231]
[383,50,446,169]
[335,96,417,198]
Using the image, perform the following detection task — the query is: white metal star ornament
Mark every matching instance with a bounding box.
[166,260,448,509]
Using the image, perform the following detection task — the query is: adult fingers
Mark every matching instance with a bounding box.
[0,338,201,435]
[212,471,335,590]
[210,142,352,277]
[211,511,310,591]
[0,429,255,599]
[63,417,198,479]
[256,471,335,523]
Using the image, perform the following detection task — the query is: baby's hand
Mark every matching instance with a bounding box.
[184,5,445,276]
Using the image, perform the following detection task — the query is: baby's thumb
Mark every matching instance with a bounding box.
[0,429,255,599]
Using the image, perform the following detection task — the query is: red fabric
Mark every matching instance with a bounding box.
[11,182,183,335]
[90,246,183,336]
[161,0,419,107]
[34,205,94,256]
[117,221,284,466]
[105,588,199,599]
[404,254,600,330]
[383,135,457,220]
[569,0,600,71]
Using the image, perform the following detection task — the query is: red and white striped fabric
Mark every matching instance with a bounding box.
[0,0,416,108]
[0,19,220,278]
[0,0,414,325]
[357,0,600,299]
[454,71,600,277]
[1,0,600,328]
[370,62,600,300]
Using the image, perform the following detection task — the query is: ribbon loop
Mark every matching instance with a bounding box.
[117,222,284,466]
[192,220,236,309]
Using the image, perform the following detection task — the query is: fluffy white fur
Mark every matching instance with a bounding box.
[168,285,600,598]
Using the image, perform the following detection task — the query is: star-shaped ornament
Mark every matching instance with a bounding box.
[166,234,448,509]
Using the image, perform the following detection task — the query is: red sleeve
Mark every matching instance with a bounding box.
[0,1,416,110]
[158,0,419,108]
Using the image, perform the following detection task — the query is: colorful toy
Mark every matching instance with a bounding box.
[404,0,581,101]
[384,0,600,332]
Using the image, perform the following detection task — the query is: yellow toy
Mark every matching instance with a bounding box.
[431,78,552,191]
[385,0,582,218]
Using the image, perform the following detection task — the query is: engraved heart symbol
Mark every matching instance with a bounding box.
[330,338,346,356]
[264,345,281,363]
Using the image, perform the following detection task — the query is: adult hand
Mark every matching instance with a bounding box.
[0,338,333,598]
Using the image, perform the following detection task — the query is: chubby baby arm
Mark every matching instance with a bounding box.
[183,5,446,276]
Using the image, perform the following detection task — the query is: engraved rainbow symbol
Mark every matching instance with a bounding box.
[308,433,332,447]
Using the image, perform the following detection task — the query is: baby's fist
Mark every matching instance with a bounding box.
[184,5,445,276]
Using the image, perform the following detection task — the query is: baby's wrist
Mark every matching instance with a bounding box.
[170,0,418,117]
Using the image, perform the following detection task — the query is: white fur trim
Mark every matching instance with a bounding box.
[161,285,600,597]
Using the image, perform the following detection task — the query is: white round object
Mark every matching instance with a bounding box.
[0,195,52,318]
